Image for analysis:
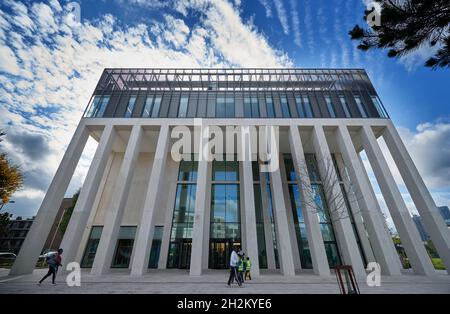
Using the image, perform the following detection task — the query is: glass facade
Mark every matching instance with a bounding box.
[124,95,136,118]
[339,95,351,118]
[280,95,291,118]
[178,95,189,117]
[331,154,368,266]
[111,226,137,268]
[266,96,275,118]
[324,95,336,118]
[81,226,103,268]
[354,95,368,118]
[283,155,313,269]
[252,161,268,268]
[209,158,241,269]
[148,226,164,268]
[304,154,342,268]
[85,68,388,120]
[167,159,197,269]
[266,171,280,268]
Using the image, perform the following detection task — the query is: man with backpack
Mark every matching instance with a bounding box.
[38,248,63,286]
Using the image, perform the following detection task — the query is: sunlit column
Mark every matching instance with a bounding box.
[382,123,450,274]
[130,125,170,275]
[288,125,330,276]
[60,124,116,269]
[361,124,435,276]
[241,126,260,276]
[335,124,401,275]
[190,124,210,276]
[311,125,366,278]
[10,123,90,275]
[91,125,143,275]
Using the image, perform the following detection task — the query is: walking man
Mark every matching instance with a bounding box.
[38,248,63,286]
[227,246,241,287]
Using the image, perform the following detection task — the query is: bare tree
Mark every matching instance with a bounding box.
[294,155,363,223]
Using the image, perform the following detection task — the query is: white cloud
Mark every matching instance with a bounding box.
[0,0,291,218]
[0,46,20,75]
[273,0,289,35]
[289,0,301,47]
[257,0,272,18]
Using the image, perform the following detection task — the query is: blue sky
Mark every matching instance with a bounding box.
[0,0,449,222]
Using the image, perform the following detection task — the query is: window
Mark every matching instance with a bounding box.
[225,96,235,118]
[80,226,103,268]
[167,158,198,269]
[148,226,164,268]
[280,95,291,118]
[178,95,189,118]
[370,95,387,118]
[142,95,154,118]
[339,95,351,118]
[124,96,137,118]
[111,226,137,268]
[354,95,368,118]
[216,96,225,118]
[295,96,305,118]
[304,153,342,268]
[151,96,162,117]
[302,95,313,118]
[324,95,336,118]
[85,95,110,118]
[266,172,280,268]
[209,158,241,269]
[244,96,259,118]
[266,96,275,118]
[252,162,267,268]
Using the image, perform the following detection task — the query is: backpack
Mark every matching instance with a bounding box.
[46,253,57,265]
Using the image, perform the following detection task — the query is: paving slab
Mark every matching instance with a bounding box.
[0,268,449,294]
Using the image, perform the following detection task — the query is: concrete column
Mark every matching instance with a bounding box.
[190,125,210,276]
[335,125,401,275]
[60,124,116,268]
[260,173,276,270]
[334,153,376,264]
[270,157,296,276]
[10,123,89,275]
[288,125,330,276]
[360,125,435,276]
[383,123,450,274]
[91,125,143,275]
[131,125,170,275]
[311,125,366,278]
[241,126,260,276]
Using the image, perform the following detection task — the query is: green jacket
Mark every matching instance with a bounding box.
[246,260,251,271]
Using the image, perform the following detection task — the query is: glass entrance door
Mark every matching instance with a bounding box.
[167,239,192,269]
[209,240,241,269]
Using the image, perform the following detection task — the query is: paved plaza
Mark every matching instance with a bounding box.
[0,268,449,294]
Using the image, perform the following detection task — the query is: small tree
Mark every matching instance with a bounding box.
[295,156,363,223]
[0,153,24,205]
[349,0,450,69]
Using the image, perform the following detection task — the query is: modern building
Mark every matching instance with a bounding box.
[0,198,73,255]
[438,206,450,227]
[0,216,34,254]
[10,68,450,278]
[412,215,430,242]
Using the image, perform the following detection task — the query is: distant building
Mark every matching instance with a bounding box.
[437,206,450,227]
[0,197,73,254]
[412,215,430,242]
[0,216,34,254]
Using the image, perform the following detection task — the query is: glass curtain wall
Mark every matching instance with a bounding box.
[305,153,342,268]
[209,158,241,269]
[331,154,368,266]
[167,158,198,269]
[265,170,280,268]
[283,155,313,269]
[252,161,268,268]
